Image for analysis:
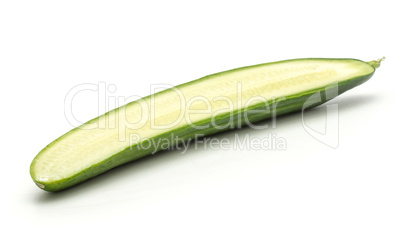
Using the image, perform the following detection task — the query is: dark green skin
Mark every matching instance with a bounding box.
[30,58,376,191]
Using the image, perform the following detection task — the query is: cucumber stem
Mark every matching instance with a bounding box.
[367,57,385,69]
[35,182,45,189]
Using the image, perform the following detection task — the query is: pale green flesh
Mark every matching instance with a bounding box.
[30,58,375,190]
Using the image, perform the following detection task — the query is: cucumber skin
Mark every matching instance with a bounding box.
[30,58,375,191]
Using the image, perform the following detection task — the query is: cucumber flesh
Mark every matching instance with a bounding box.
[30,58,382,191]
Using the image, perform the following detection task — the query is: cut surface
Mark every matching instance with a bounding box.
[31,59,374,184]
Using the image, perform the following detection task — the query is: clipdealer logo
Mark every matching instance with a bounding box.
[63,81,340,151]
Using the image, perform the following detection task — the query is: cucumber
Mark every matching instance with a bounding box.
[30,57,384,191]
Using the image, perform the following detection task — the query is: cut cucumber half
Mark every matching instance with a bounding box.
[30,57,383,191]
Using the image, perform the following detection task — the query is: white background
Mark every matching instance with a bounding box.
[1,0,401,230]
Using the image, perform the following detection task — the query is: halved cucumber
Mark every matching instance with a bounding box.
[30,57,383,191]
